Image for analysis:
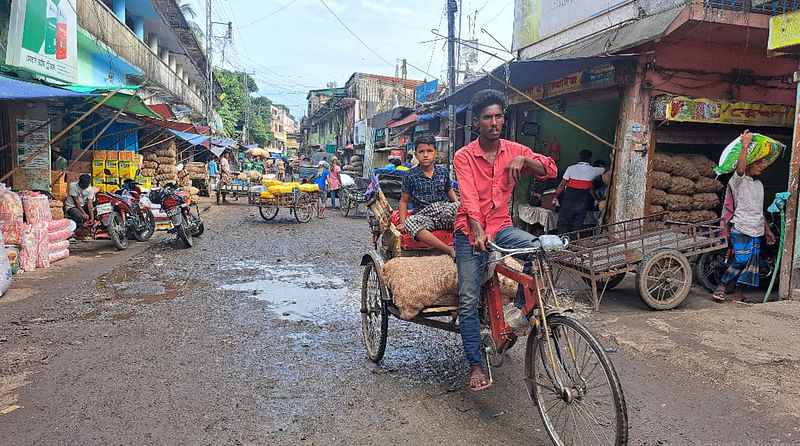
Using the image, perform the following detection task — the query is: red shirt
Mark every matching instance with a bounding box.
[454,138,558,240]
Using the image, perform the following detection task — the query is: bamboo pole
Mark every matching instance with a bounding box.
[0,87,124,184]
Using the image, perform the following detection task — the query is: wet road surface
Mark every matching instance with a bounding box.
[1,198,799,445]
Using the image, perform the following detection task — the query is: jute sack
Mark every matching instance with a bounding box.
[143,152,158,162]
[142,160,158,169]
[649,204,665,215]
[692,193,720,210]
[688,210,718,223]
[666,194,693,211]
[668,176,695,195]
[684,154,718,178]
[140,168,156,177]
[695,177,724,193]
[671,155,700,180]
[383,256,526,320]
[653,152,673,173]
[156,157,175,165]
[651,171,671,190]
[650,188,668,205]
[669,211,691,222]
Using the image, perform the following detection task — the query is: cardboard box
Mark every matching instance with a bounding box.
[93,150,107,161]
[105,150,119,161]
[118,150,134,161]
[92,160,106,176]
[72,150,91,161]
[52,183,68,202]
[69,161,91,173]
[93,176,105,193]
[105,160,119,177]
[66,172,83,183]
[118,161,135,179]
[51,171,66,185]
[136,176,152,189]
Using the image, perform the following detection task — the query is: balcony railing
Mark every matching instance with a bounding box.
[76,0,204,112]
[706,0,800,15]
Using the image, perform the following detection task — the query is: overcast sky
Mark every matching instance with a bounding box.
[191,0,515,119]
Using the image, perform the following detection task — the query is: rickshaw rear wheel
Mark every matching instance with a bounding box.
[636,248,691,310]
[259,205,279,221]
[342,194,352,216]
[361,259,388,362]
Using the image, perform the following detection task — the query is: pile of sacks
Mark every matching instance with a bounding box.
[151,140,178,186]
[141,151,158,179]
[650,152,725,223]
[185,162,207,179]
[343,155,363,176]
[16,192,73,271]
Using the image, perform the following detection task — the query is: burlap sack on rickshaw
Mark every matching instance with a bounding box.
[382,255,524,320]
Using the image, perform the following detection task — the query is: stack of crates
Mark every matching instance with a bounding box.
[92,150,144,192]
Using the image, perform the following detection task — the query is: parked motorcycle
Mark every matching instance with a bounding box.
[150,164,204,248]
[695,211,780,292]
[77,175,155,250]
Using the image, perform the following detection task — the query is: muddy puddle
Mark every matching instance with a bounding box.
[221,263,358,323]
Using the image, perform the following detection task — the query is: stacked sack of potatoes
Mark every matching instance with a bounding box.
[152,140,178,186]
[140,151,159,179]
[649,152,725,223]
[343,155,364,176]
[185,162,207,179]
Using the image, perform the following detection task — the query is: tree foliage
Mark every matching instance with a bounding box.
[214,68,273,147]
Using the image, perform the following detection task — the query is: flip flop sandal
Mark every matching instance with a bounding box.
[469,372,492,392]
[733,299,754,305]
[712,290,726,302]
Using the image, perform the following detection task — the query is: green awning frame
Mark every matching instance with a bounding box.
[63,85,162,119]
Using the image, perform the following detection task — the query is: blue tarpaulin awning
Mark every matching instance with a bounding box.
[242,143,259,149]
[417,104,470,122]
[0,76,100,100]
[168,129,211,146]
[212,138,236,148]
[427,55,635,108]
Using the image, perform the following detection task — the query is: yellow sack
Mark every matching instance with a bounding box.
[262,179,284,187]
[299,184,320,192]
[284,182,301,187]
[268,185,294,194]
[260,191,275,199]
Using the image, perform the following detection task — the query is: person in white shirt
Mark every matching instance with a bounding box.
[713,130,776,303]
[554,149,607,235]
[65,174,95,225]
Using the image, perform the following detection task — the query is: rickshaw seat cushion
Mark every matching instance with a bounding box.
[390,210,454,248]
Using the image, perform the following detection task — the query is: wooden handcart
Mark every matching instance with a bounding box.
[549,213,728,310]
[248,187,319,223]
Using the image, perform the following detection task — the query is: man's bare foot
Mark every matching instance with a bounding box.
[468,364,492,391]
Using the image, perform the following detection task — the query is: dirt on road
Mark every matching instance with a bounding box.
[1,198,799,445]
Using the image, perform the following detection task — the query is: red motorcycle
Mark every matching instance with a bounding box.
[90,178,155,250]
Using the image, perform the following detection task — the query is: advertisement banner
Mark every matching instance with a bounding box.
[6,0,78,83]
[769,10,800,51]
[666,97,795,127]
[513,0,634,51]
[415,80,439,103]
[509,64,616,104]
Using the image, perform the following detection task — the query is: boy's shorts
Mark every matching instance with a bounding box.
[404,201,459,239]
[319,191,328,207]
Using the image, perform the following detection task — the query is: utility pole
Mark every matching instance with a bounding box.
[239,71,255,145]
[205,0,213,129]
[447,0,458,166]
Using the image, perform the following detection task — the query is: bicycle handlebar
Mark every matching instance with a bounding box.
[486,235,569,255]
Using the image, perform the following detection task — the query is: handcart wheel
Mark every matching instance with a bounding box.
[583,273,626,291]
[361,258,388,362]
[259,205,279,221]
[343,194,352,217]
[635,248,692,310]
[294,195,314,223]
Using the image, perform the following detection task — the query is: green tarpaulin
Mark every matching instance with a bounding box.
[63,85,162,119]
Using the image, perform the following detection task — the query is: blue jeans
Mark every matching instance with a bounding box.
[455,226,537,366]
[330,189,338,208]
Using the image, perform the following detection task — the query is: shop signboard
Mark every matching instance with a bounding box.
[513,0,635,51]
[6,0,78,83]
[768,10,800,51]
[16,119,51,190]
[415,80,439,103]
[665,96,795,127]
[509,63,616,104]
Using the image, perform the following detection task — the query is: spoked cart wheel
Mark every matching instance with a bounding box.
[342,194,352,216]
[635,248,692,310]
[259,205,279,221]
[526,315,628,446]
[294,194,314,223]
[361,258,388,362]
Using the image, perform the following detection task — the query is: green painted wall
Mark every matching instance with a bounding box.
[512,99,620,225]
